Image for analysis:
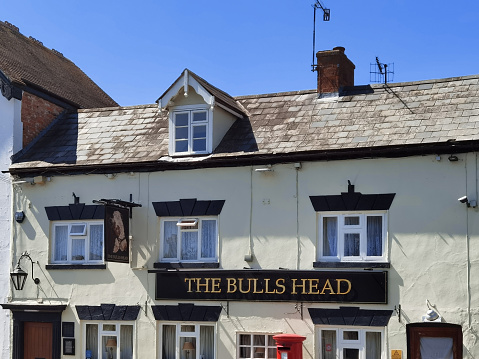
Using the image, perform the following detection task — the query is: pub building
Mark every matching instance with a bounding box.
[4,48,477,359]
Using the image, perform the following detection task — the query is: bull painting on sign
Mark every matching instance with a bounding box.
[104,205,129,263]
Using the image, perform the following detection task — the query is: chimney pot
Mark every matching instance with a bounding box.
[316,46,355,97]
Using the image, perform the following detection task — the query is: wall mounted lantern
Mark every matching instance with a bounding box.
[10,251,40,290]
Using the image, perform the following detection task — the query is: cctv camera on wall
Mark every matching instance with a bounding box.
[458,196,468,204]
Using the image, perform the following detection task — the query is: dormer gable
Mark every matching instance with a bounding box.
[156,69,245,156]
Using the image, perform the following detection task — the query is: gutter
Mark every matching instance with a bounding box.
[6,140,478,177]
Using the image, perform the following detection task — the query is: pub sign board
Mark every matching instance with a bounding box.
[104,205,130,263]
[154,270,387,303]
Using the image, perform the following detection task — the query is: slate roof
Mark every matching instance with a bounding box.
[9,74,479,174]
[0,21,118,108]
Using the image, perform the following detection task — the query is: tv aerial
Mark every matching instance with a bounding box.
[311,1,330,72]
[370,57,394,84]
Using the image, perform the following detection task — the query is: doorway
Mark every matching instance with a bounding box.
[407,323,462,359]
[23,322,53,359]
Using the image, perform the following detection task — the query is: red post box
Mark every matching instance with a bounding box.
[273,334,306,359]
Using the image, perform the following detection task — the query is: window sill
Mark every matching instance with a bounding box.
[154,262,220,269]
[46,264,107,270]
[313,261,390,269]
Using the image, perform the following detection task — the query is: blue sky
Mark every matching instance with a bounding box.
[2,0,478,106]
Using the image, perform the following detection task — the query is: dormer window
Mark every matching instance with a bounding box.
[172,107,210,154]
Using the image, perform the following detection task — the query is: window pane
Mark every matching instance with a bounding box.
[344,216,360,225]
[181,232,198,260]
[239,334,251,345]
[54,225,68,261]
[201,220,217,258]
[70,223,86,235]
[366,332,382,359]
[267,335,275,346]
[268,348,276,358]
[162,325,176,359]
[176,126,189,140]
[180,337,196,359]
[193,111,207,122]
[120,325,133,359]
[102,336,117,359]
[72,238,85,261]
[343,348,359,359]
[86,324,99,359]
[343,331,359,340]
[90,224,103,260]
[193,125,206,138]
[367,216,383,256]
[323,217,337,256]
[193,138,207,152]
[175,113,189,126]
[321,330,336,359]
[103,324,116,331]
[344,233,360,256]
[163,221,178,259]
[420,337,453,359]
[175,140,188,153]
[200,326,214,359]
[239,347,251,358]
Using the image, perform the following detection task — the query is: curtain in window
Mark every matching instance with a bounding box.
[120,325,133,359]
[321,330,336,359]
[86,324,99,359]
[90,224,104,260]
[200,326,214,359]
[181,232,198,260]
[72,238,85,260]
[201,220,216,259]
[54,225,68,261]
[162,325,176,359]
[323,217,337,256]
[365,332,381,359]
[344,233,360,256]
[164,221,178,259]
[420,337,453,359]
[367,216,382,256]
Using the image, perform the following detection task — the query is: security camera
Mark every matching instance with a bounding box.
[458,196,468,204]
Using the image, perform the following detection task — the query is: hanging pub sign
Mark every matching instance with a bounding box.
[104,205,130,263]
[153,269,388,303]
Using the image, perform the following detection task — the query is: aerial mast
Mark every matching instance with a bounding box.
[311,1,330,72]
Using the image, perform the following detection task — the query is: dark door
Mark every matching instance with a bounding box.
[23,322,53,359]
[407,323,462,359]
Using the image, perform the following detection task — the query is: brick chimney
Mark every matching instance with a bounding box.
[316,46,355,97]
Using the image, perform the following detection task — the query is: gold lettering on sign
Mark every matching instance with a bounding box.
[320,279,335,294]
[291,279,307,294]
[308,279,320,294]
[196,278,210,292]
[276,278,286,294]
[238,278,253,293]
[264,278,276,294]
[211,278,222,293]
[336,279,352,295]
[253,278,264,293]
[184,278,194,292]
[227,278,237,293]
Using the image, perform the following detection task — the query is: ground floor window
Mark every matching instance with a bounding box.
[237,333,277,359]
[407,323,462,359]
[160,323,215,359]
[84,322,134,359]
[318,327,383,359]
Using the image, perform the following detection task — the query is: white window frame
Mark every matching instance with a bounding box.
[51,220,104,264]
[318,211,387,262]
[159,216,219,263]
[82,321,135,359]
[317,326,385,359]
[169,105,213,155]
[158,322,216,359]
[237,332,279,359]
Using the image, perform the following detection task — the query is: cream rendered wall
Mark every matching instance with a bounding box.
[10,153,479,358]
[0,94,21,359]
